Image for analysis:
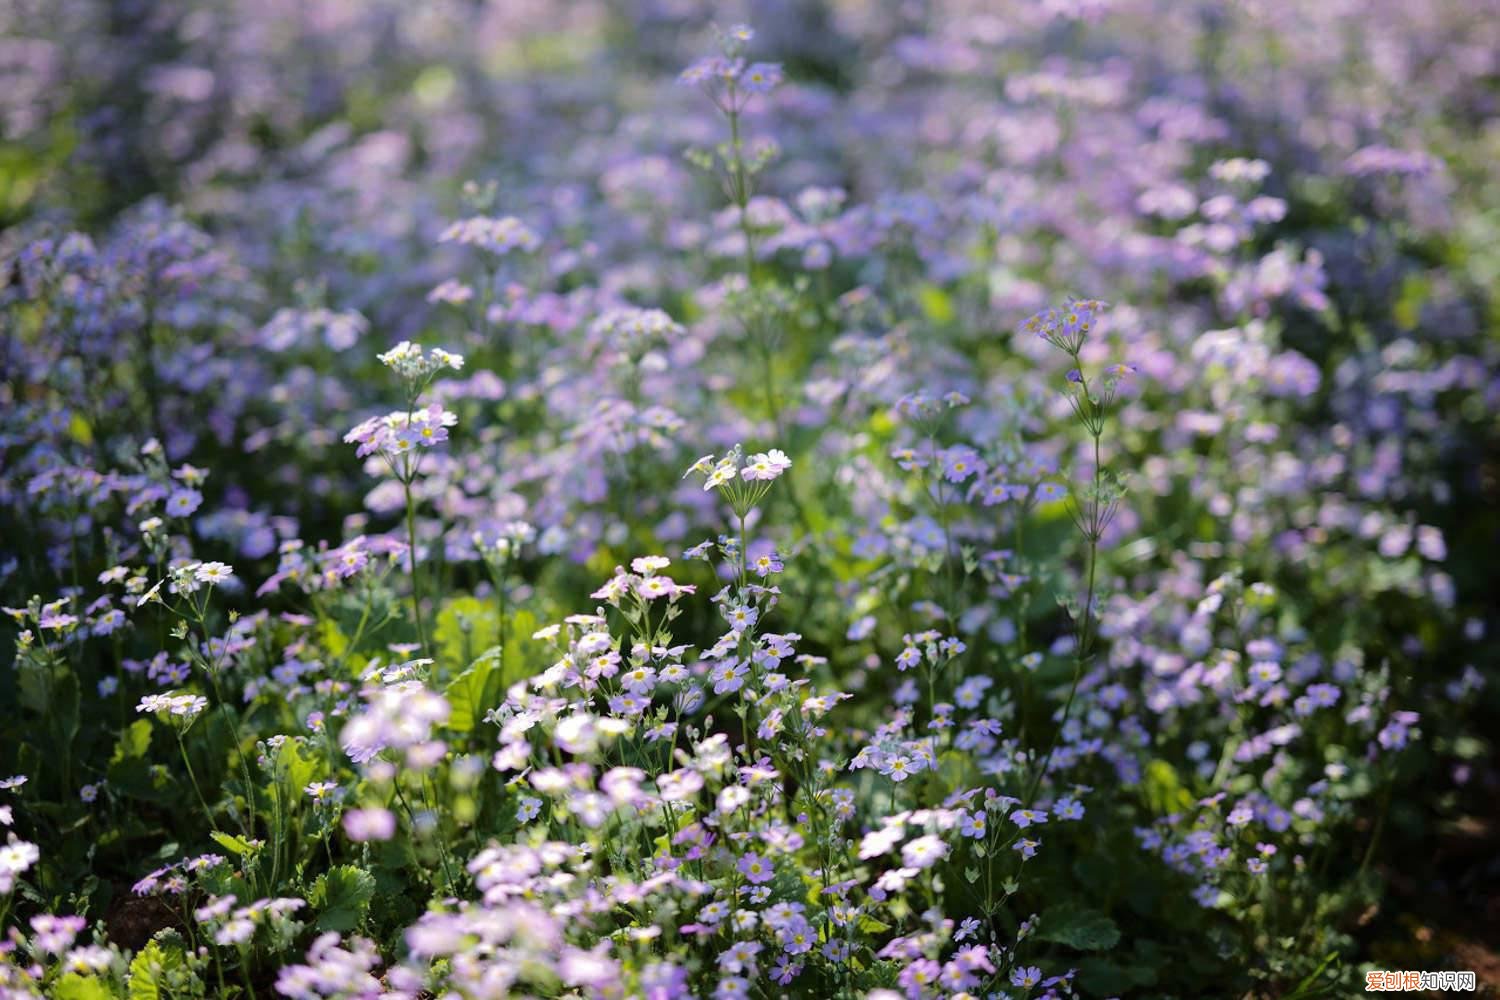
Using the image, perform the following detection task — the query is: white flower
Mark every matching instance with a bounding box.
[195,561,234,584]
[740,449,792,482]
[0,836,39,875]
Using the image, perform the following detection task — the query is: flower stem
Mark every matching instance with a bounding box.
[1025,385,1105,806]
[402,476,429,656]
[176,730,218,834]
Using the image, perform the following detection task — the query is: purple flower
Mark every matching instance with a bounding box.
[1011,965,1043,990]
[342,807,396,842]
[740,62,783,94]
[737,852,773,884]
[166,488,203,517]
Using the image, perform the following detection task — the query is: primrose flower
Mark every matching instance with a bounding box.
[194,561,234,584]
[165,488,203,518]
[343,807,397,843]
[377,341,466,381]
[741,449,791,482]
[1011,965,1043,990]
[137,692,209,723]
[38,607,78,631]
[438,215,540,256]
[345,405,458,463]
[1021,298,1108,354]
[591,306,684,353]
[705,461,738,491]
[305,782,340,804]
[0,837,40,891]
[740,62,783,94]
[737,853,774,884]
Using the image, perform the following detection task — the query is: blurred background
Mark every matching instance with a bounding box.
[2,0,1498,985]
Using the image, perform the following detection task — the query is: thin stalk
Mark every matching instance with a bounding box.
[1025,397,1104,806]
[176,731,218,833]
[402,476,429,656]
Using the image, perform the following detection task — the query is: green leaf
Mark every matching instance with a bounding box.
[434,596,495,671]
[209,831,257,857]
[445,653,503,734]
[112,719,153,762]
[106,719,164,802]
[311,864,376,932]
[500,610,544,687]
[1036,906,1121,951]
[128,938,189,1000]
[1076,957,1157,994]
[274,736,319,795]
[1142,758,1193,814]
[917,283,955,324]
[51,974,115,1000]
[320,618,350,664]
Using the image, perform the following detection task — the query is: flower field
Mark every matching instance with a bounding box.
[1,2,1498,997]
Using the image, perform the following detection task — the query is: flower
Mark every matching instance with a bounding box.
[1020,298,1107,354]
[0,836,40,891]
[737,853,773,884]
[137,692,209,723]
[377,342,466,381]
[438,215,540,256]
[740,62,783,94]
[343,808,397,842]
[194,561,234,584]
[165,488,203,518]
[901,835,948,869]
[741,449,792,482]
[1011,965,1043,990]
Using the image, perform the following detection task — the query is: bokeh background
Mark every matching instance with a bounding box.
[3,0,1499,992]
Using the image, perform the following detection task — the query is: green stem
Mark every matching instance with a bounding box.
[402,476,429,656]
[1025,422,1103,806]
[206,671,256,839]
[176,730,218,833]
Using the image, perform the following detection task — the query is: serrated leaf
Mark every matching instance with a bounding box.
[128,938,188,1000]
[52,973,114,1000]
[1037,906,1121,951]
[311,864,376,932]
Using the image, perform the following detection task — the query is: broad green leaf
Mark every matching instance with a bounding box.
[112,719,153,762]
[128,938,190,1000]
[1036,906,1121,951]
[1142,758,1193,814]
[274,736,319,795]
[445,651,503,734]
[52,974,114,1000]
[1076,957,1157,994]
[311,864,376,932]
[320,618,349,664]
[435,596,496,671]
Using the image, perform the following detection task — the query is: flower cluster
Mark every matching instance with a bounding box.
[0,5,1490,1000]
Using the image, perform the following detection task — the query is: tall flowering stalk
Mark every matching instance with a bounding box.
[684,444,792,753]
[680,27,787,432]
[1021,300,1132,804]
[344,342,464,655]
